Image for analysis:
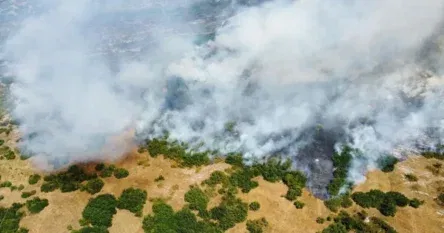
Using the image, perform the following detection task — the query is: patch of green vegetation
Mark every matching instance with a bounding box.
[0,181,12,188]
[0,146,16,160]
[324,194,353,212]
[143,136,210,167]
[72,226,109,233]
[113,168,129,179]
[203,171,228,187]
[321,211,397,233]
[409,198,424,208]
[225,153,244,168]
[0,203,27,233]
[41,165,97,193]
[99,165,115,178]
[184,186,209,217]
[95,163,105,172]
[142,201,221,233]
[327,146,353,196]
[378,155,399,173]
[351,189,414,217]
[210,195,248,230]
[0,139,4,146]
[282,170,306,201]
[117,188,147,216]
[246,218,268,233]
[21,190,36,198]
[293,200,305,209]
[26,197,48,214]
[82,178,104,195]
[154,175,165,182]
[421,147,444,160]
[316,217,325,224]
[249,201,260,211]
[404,173,418,182]
[28,174,41,185]
[82,194,117,228]
[228,167,259,193]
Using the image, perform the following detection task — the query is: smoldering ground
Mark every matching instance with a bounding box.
[1,0,444,198]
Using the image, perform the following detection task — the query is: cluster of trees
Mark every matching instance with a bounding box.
[82,194,117,228]
[0,203,29,233]
[351,190,422,217]
[28,174,41,185]
[184,186,210,217]
[209,194,248,230]
[81,178,104,195]
[142,136,211,167]
[113,168,129,179]
[142,201,221,233]
[246,218,268,233]
[377,155,399,173]
[0,146,16,160]
[26,197,49,214]
[41,165,97,193]
[421,145,444,160]
[95,164,129,179]
[249,201,260,211]
[21,190,36,199]
[117,188,147,216]
[322,210,397,233]
[327,146,353,196]
[324,194,353,212]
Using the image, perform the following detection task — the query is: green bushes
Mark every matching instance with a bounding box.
[249,201,260,211]
[99,165,115,178]
[1,146,16,160]
[82,178,104,195]
[144,137,210,167]
[113,168,129,179]
[283,171,306,201]
[21,190,36,198]
[142,201,221,233]
[0,203,26,233]
[26,197,49,213]
[73,226,109,233]
[327,146,353,196]
[28,174,41,185]
[293,200,305,209]
[184,187,209,216]
[324,194,352,212]
[154,175,165,182]
[316,217,325,224]
[321,211,398,233]
[117,188,147,216]
[229,168,259,193]
[203,171,228,186]
[351,190,414,216]
[0,181,12,188]
[404,173,418,182]
[40,165,97,193]
[95,163,105,172]
[225,153,244,168]
[210,195,248,230]
[246,218,268,233]
[378,155,399,173]
[322,223,347,233]
[82,194,117,228]
[409,198,424,208]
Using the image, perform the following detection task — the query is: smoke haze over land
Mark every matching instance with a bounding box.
[1,0,444,197]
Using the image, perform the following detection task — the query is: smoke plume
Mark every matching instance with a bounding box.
[1,0,444,197]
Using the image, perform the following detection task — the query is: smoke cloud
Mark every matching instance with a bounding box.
[1,0,444,197]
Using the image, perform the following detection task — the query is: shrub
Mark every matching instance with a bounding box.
[327,146,353,196]
[99,166,114,178]
[21,190,36,198]
[4,149,16,160]
[254,158,291,183]
[316,217,325,224]
[285,188,301,201]
[95,164,105,171]
[294,201,305,209]
[26,197,49,213]
[0,181,12,188]
[225,153,244,167]
[229,168,259,193]
[370,217,397,233]
[0,139,4,146]
[113,168,129,179]
[322,223,347,233]
[203,171,228,186]
[210,196,248,230]
[351,190,385,208]
[379,198,397,217]
[378,155,399,173]
[404,173,418,182]
[154,175,165,182]
[0,203,26,233]
[324,194,352,212]
[409,198,423,208]
[249,201,260,211]
[386,192,409,207]
[246,218,268,233]
[83,178,105,195]
[117,188,147,216]
[40,182,58,192]
[184,187,209,214]
[40,165,96,193]
[82,194,117,227]
[74,226,109,233]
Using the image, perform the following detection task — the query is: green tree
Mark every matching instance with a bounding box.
[117,188,147,216]
[26,197,49,213]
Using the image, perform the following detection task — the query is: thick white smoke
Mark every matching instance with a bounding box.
[1,0,444,191]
